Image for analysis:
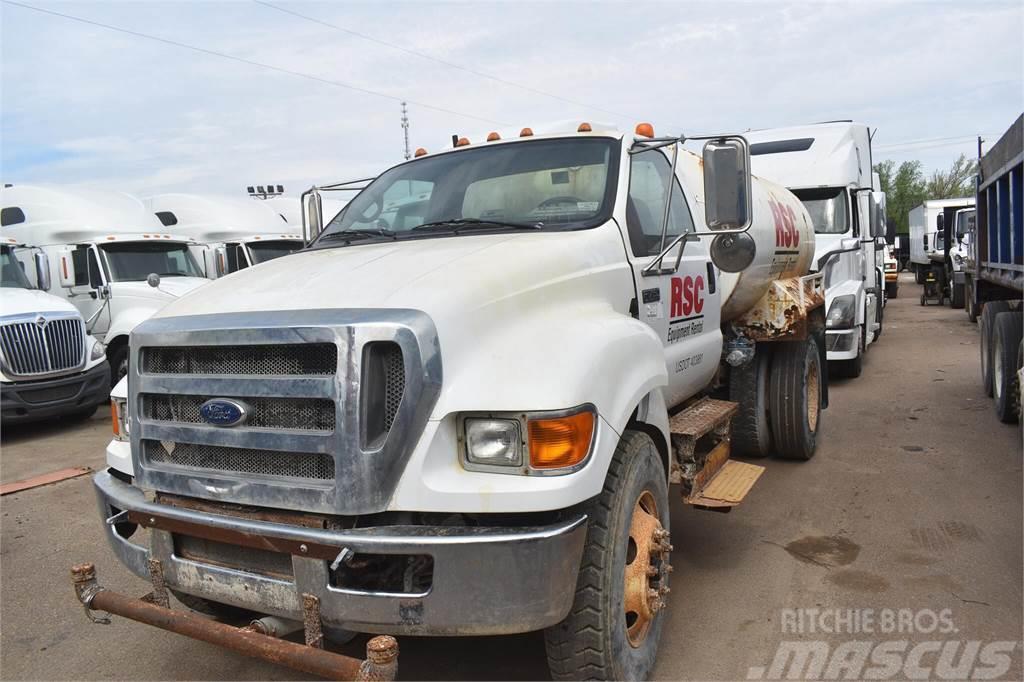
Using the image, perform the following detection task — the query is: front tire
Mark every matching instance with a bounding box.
[831,327,863,379]
[545,431,670,681]
[769,340,822,460]
[108,343,129,387]
[885,282,898,299]
[950,282,965,309]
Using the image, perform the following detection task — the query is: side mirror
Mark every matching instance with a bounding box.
[303,191,324,243]
[57,247,75,288]
[214,246,227,277]
[702,137,752,231]
[34,252,51,291]
[936,214,945,232]
[98,284,112,300]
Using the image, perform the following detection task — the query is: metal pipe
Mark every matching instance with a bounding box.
[70,563,398,681]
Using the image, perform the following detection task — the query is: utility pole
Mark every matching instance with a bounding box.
[401,102,411,161]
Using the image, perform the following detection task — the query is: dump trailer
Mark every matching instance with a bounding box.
[971,114,1023,423]
[86,122,828,681]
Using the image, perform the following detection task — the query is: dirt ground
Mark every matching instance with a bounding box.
[1,272,1021,680]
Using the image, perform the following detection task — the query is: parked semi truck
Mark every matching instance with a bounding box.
[143,194,303,277]
[746,121,887,378]
[0,186,209,383]
[1,239,109,422]
[84,123,828,681]
[971,114,1023,424]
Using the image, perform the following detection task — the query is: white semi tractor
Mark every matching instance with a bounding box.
[746,121,887,378]
[908,198,975,296]
[143,194,303,277]
[0,185,209,383]
[83,123,828,680]
[0,239,109,422]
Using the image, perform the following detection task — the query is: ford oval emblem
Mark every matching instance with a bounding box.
[199,399,249,427]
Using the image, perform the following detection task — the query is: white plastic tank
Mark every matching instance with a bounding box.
[677,152,815,322]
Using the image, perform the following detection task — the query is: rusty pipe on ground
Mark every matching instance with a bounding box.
[71,563,398,681]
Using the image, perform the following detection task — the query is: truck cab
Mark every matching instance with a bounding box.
[0,240,109,423]
[89,123,826,681]
[144,194,304,277]
[746,122,886,378]
[0,185,210,383]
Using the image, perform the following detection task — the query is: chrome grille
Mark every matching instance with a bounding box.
[144,440,335,480]
[0,316,85,377]
[143,343,337,375]
[143,394,335,431]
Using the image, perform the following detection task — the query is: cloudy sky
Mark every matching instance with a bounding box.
[2,1,1022,199]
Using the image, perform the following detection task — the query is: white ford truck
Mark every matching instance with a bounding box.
[85,123,827,680]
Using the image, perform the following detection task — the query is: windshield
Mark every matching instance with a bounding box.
[100,242,203,281]
[0,246,32,289]
[792,187,850,235]
[317,137,619,243]
[247,240,300,264]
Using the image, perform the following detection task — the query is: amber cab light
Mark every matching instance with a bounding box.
[528,411,595,469]
[520,127,534,137]
[635,122,655,137]
[577,122,592,132]
[414,147,428,157]
[455,137,470,147]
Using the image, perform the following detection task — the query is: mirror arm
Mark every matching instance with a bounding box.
[656,141,680,254]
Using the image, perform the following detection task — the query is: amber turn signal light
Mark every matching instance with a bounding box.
[111,400,120,438]
[528,411,595,469]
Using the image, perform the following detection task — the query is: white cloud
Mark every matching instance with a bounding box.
[1,0,1021,197]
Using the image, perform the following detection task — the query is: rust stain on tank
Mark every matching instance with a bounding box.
[734,275,824,341]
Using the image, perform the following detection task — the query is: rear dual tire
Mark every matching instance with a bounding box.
[992,311,1023,423]
[981,301,1013,397]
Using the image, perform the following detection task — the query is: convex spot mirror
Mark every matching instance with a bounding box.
[702,138,752,232]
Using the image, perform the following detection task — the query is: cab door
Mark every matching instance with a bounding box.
[624,147,721,408]
[68,244,110,338]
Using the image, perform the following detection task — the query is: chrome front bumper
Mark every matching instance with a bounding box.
[94,470,587,636]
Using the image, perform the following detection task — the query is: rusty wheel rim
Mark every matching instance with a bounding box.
[807,356,820,432]
[623,490,671,648]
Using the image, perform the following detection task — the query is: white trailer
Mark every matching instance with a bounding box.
[747,121,887,378]
[143,194,303,277]
[0,185,209,383]
[87,122,829,680]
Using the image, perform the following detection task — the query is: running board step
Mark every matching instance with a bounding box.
[669,397,763,512]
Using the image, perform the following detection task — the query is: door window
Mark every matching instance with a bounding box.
[627,149,694,257]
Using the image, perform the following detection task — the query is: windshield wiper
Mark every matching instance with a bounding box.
[318,228,397,243]
[410,218,542,234]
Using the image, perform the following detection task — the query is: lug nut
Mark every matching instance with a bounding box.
[646,566,658,577]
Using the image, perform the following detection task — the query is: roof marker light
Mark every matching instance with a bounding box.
[486,132,501,141]
[520,127,534,137]
[455,137,470,147]
[635,122,655,137]
[414,147,428,157]
[578,122,592,132]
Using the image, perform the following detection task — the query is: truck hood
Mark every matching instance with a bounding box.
[154,231,630,323]
[0,287,80,318]
[111,276,208,302]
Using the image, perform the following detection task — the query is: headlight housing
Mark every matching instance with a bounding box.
[459,406,596,475]
[111,396,129,441]
[825,295,857,329]
[90,339,106,361]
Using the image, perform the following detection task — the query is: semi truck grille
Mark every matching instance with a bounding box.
[143,394,335,431]
[143,343,337,376]
[0,316,85,377]
[144,440,335,481]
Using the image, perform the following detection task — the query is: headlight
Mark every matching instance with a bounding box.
[826,295,857,329]
[111,397,129,441]
[464,418,522,467]
[460,406,596,474]
[90,339,106,361]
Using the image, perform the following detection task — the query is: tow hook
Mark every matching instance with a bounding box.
[70,562,399,681]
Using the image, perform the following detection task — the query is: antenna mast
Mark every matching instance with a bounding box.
[401,102,411,160]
